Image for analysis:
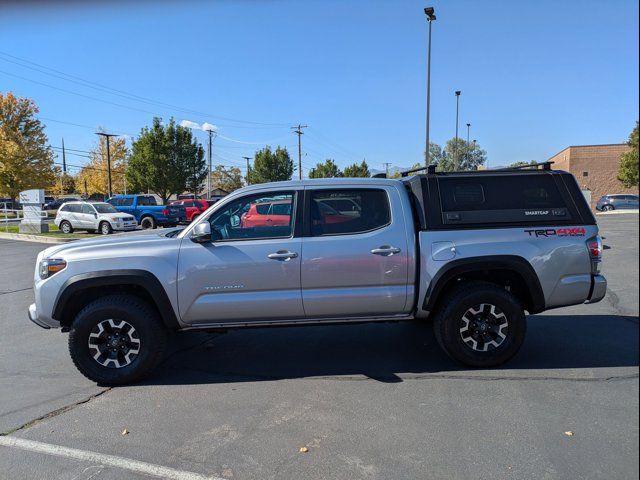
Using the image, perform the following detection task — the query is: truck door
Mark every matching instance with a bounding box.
[177,190,304,325]
[301,186,409,318]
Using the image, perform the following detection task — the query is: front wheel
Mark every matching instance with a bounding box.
[433,282,526,368]
[68,295,168,385]
[99,221,113,235]
[603,205,615,212]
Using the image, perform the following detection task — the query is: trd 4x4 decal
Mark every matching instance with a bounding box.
[525,227,586,238]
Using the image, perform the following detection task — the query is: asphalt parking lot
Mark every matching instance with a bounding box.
[0,214,638,480]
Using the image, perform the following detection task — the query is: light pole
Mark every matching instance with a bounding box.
[95,132,119,199]
[454,91,461,170]
[424,7,436,167]
[466,123,471,144]
[204,127,216,200]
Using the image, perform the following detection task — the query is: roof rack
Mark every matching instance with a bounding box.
[493,161,554,171]
[399,161,554,177]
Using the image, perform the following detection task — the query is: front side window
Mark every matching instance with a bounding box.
[208,192,295,240]
[310,189,390,236]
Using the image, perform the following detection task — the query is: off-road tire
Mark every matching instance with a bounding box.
[140,216,156,229]
[99,221,113,235]
[433,281,526,367]
[59,220,74,234]
[68,294,168,385]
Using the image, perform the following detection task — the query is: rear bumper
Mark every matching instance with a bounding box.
[586,275,607,304]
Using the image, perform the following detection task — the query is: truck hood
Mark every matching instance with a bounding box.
[41,228,181,260]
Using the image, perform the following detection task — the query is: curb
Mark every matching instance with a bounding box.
[0,231,77,244]
[596,210,639,215]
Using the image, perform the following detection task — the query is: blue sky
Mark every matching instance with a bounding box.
[1,0,638,175]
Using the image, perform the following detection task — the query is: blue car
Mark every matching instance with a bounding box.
[107,195,186,229]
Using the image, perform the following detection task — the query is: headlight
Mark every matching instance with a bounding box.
[39,258,67,279]
[110,217,121,222]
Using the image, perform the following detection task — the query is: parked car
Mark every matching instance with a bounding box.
[169,199,209,223]
[44,197,81,211]
[55,201,137,234]
[595,194,639,211]
[107,195,186,229]
[29,166,606,385]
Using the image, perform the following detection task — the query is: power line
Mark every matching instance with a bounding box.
[0,51,291,127]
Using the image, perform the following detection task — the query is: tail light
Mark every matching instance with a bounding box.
[162,208,169,216]
[587,236,602,274]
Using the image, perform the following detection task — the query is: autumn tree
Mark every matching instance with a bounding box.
[248,146,294,184]
[49,169,76,196]
[309,159,343,178]
[75,131,127,197]
[343,160,370,178]
[618,122,639,188]
[0,92,56,200]
[210,165,244,192]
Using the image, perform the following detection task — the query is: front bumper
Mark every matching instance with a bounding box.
[586,275,607,304]
[28,303,60,329]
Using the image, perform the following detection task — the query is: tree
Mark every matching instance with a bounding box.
[389,162,422,179]
[49,169,76,196]
[0,92,56,200]
[431,138,487,172]
[248,146,294,184]
[343,160,370,178]
[210,165,244,192]
[127,117,204,203]
[508,160,538,168]
[618,122,639,188]
[309,159,343,178]
[76,131,127,197]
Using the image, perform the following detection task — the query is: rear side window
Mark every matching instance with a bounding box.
[310,189,390,236]
[59,205,70,212]
[438,175,573,225]
[67,204,82,213]
[137,196,157,206]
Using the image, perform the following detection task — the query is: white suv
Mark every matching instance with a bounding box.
[55,202,137,235]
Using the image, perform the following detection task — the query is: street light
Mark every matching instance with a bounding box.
[424,6,436,167]
[454,91,461,170]
[95,132,119,199]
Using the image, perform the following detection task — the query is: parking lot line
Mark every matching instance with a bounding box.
[0,436,222,480]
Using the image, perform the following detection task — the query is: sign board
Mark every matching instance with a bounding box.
[19,189,45,205]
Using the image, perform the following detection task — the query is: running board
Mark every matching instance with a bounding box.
[180,314,415,331]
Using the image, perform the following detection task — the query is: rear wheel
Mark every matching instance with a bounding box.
[59,220,74,234]
[433,282,526,367]
[68,295,168,385]
[140,216,156,229]
[99,221,113,235]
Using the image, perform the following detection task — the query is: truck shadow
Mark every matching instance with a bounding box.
[144,314,639,386]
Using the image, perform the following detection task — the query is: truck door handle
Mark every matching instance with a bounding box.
[267,250,298,261]
[371,246,401,256]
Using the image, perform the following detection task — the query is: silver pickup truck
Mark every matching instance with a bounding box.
[29,166,606,385]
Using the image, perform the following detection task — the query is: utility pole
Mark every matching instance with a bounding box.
[205,128,216,199]
[383,162,392,178]
[292,124,307,180]
[466,123,471,166]
[454,91,461,171]
[95,132,118,199]
[424,7,436,166]
[243,156,252,185]
[61,138,67,174]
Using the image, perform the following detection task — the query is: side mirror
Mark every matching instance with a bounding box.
[94,213,98,218]
[191,222,212,243]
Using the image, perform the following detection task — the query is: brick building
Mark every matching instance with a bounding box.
[548,143,638,209]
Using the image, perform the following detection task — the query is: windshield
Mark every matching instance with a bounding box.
[93,203,118,214]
